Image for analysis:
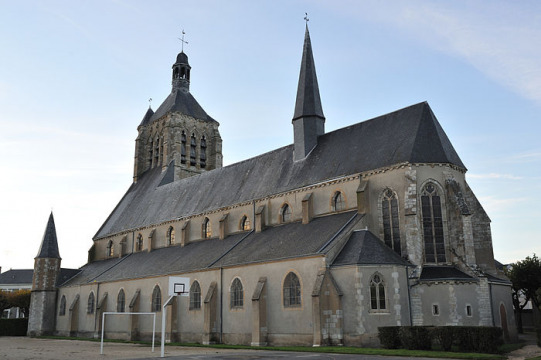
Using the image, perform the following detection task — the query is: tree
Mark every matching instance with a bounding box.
[7,290,31,318]
[0,290,31,318]
[0,291,10,315]
[505,254,541,333]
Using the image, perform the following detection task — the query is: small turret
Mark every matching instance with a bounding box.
[172,51,191,92]
[28,212,62,336]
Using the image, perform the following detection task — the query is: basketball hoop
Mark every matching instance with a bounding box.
[161,276,190,357]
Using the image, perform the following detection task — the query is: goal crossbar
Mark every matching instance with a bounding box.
[100,311,156,354]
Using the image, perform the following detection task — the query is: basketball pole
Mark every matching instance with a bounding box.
[160,295,176,358]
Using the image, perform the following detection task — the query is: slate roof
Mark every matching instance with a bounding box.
[148,88,217,124]
[0,269,34,285]
[36,212,61,259]
[0,268,80,287]
[293,25,324,121]
[138,107,155,127]
[68,211,358,286]
[420,265,475,281]
[95,101,464,240]
[332,230,410,267]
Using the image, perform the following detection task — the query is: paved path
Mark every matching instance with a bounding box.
[1,335,540,360]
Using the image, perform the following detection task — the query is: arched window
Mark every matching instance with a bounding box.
[202,218,212,239]
[382,189,401,255]
[370,273,386,311]
[159,137,164,164]
[240,215,250,231]
[136,234,143,252]
[107,240,114,258]
[283,272,301,307]
[200,136,207,168]
[148,139,153,168]
[332,191,345,211]
[421,183,446,263]
[181,131,187,164]
[152,285,162,312]
[190,134,196,166]
[189,281,201,310]
[167,226,175,246]
[154,136,160,165]
[230,278,243,309]
[281,204,291,223]
[59,295,66,316]
[117,289,125,312]
[87,292,95,314]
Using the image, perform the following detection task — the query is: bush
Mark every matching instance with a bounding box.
[453,326,502,353]
[378,326,401,349]
[433,326,454,351]
[475,327,503,354]
[398,326,432,350]
[0,318,28,336]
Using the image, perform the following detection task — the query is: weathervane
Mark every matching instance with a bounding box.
[304,12,309,24]
[148,98,152,108]
[178,29,188,52]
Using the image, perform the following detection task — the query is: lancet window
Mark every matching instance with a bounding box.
[190,134,196,166]
[283,272,301,308]
[230,278,243,309]
[189,281,201,310]
[382,189,401,255]
[370,273,386,311]
[421,183,446,263]
[200,136,207,168]
[181,131,187,164]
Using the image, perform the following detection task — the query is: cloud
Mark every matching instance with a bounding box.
[332,1,541,105]
[468,173,522,180]
[504,151,541,163]
[477,195,527,213]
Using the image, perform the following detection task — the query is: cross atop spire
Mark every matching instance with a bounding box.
[178,29,189,52]
[304,12,309,25]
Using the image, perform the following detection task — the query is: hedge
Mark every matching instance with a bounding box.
[378,326,503,353]
[0,318,28,336]
[378,326,400,349]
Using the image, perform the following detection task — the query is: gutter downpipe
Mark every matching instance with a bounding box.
[488,280,495,326]
[94,282,100,336]
[406,267,413,326]
[220,266,223,344]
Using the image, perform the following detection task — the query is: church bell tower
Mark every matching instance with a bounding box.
[133,41,222,183]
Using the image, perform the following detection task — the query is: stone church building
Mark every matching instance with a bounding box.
[28,26,517,346]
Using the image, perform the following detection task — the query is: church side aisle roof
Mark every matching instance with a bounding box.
[66,211,358,286]
[332,230,410,266]
[94,101,464,240]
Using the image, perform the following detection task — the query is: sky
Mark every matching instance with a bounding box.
[0,0,540,271]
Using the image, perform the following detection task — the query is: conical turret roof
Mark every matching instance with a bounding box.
[36,212,61,259]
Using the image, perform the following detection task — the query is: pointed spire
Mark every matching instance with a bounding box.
[292,23,325,161]
[36,212,61,259]
[292,24,325,121]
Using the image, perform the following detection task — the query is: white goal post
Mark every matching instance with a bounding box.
[100,311,156,355]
